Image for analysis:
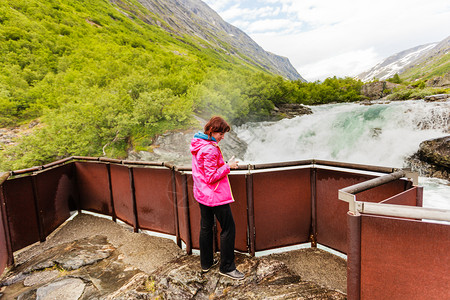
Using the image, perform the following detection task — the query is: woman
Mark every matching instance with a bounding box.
[190,116,244,280]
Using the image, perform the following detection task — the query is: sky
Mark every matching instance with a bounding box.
[202,0,450,81]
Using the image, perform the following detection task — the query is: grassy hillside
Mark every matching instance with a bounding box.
[400,52,450,82]
[0,0,264,169]
[0,0,382,171]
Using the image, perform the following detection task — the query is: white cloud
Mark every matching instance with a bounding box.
[299,49,381,81]
[204,0,450,81]
[246,18,302,34]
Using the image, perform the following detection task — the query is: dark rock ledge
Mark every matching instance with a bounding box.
[0,214,346,299]
[406,136,450,181]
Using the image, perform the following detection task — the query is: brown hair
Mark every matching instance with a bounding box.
[204,116,230,137]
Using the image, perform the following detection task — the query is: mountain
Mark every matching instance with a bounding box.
[0,0,310,171]
[120,0,304,81]
[357,35,450,82]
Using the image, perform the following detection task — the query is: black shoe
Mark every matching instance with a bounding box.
[201,259,219,273]
[219,269,245,280]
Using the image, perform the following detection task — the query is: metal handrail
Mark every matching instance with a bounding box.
[338,170,450,222]
[5,156,408,178]
[340,170,406,195]
[354,201,450,222]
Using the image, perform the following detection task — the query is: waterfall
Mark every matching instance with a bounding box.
[235,100,450,209]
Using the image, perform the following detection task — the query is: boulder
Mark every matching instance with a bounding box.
[424,94,450,102]
[426,72,450,88]
[127,116,248,165]
[407,136,450,180]
[417,136,450,168]
[271,103,313,119]
[361,81,398,100]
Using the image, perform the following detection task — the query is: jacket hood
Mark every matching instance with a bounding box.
[190,131,217,155]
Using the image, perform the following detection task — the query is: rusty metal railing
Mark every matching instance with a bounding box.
[3,156,448,300]
[338,169,449,300]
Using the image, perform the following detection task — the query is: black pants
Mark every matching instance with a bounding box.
[199,203,236,273]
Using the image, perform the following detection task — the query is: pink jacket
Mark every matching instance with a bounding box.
[190,136,234,207]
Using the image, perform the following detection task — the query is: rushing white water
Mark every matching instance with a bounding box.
[235,100,450,209]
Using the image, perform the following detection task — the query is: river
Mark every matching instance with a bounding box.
[234,100,450,210]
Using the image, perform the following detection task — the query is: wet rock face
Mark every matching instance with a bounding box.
[407,136,450,180]
[128,128,248,165]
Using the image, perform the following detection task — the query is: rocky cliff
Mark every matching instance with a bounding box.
[121,0,304,80]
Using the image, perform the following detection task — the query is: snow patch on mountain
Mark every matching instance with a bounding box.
[357,43,437,82]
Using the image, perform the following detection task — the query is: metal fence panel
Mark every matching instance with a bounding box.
[227,174,248,252]
[186,174,201,251]
[133,167,175,235]
[75,162,111,215]
[175,172,191,251]
[35,164,74,237]
[110,164,134,227]
[183,173,249,253]
[360,215,450,299]
[380,186,421,207]
[316,169,375,253]
[2,177,40,251]
[253,168,311,251]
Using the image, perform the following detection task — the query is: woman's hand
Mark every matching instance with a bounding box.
[228,156,239,169]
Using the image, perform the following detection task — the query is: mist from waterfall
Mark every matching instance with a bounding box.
[234,100,450,209]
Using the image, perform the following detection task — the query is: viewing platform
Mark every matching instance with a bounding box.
[0,157,449,299]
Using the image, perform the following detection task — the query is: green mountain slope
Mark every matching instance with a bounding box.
[400,48,450,82]
[0,0,299,170]
[0,0,368,171]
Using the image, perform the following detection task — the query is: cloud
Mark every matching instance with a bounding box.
[217,3,282,22]
[299,49,381,81]
[204,0,450,81]
[245,19,303,34]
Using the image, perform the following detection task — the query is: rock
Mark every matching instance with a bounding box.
[426,72,450,88]
[361,81,398,100]
[23,235,115,273]
[0,214,347,299]
[424,94,450,102]
[418,136,450,168]
[116,254,346,299]
[1,234,143,299]
[23,270,59,287]
[271,103,313,119]
[35,277,86,300]
[406,136,450,180]
[127,119,248,165]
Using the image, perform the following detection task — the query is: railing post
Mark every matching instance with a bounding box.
[246,167,256,256]
[128,167,139,233]
[310,167,317,247]
[416,186,423,207]
[106,163,116,222]
[181,173,192,254]
[72,162,81,214]
[31,174,45,242]
[171,167,181,248]
[347,211,361,300]
[0,173,14,266]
